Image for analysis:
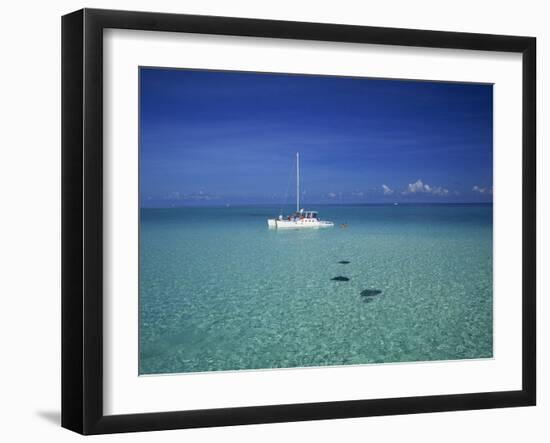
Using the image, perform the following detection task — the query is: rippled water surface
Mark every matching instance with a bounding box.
[139,204,493,374]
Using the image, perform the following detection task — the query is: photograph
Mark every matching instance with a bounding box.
[138,67,494,375]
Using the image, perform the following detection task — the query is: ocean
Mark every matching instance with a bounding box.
[139,204,493,375]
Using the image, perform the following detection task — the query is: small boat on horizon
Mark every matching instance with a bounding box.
[267,153,334,229]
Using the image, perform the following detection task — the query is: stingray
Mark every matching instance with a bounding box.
[360,289,382,297]
[331,276,350,282]
[338,260,350,264]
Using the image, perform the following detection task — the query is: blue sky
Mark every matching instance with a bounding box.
[140,67,493,207]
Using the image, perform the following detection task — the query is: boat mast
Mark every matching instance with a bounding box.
[296,152,300,212]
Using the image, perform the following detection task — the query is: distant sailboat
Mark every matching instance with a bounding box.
[267,153,334,229]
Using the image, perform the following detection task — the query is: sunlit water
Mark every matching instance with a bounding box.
[139,204,493,375]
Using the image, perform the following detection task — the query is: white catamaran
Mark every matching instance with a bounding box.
[267,153,334,229]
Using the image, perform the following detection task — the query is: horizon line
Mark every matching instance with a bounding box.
[141,201,493,209]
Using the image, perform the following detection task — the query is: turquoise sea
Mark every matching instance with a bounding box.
[139,204,493,375]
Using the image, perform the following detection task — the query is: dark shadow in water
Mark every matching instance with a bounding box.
[36,410,60,426]
[338,261,350,264]
[331,276,350,282]
[360,289,382,297]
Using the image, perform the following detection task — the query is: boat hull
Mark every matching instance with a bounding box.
[267,219,334,229]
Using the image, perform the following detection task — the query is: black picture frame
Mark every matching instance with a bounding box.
[61,8,536,435]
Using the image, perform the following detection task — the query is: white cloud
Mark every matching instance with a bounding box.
[403,179,449,196]
[327,192,337,198]
[405,179,426,194]
[473,185,492,194]
[381,184,394,195]
[431,186,449,196]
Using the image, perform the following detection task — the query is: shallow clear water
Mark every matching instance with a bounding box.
[139,204,493,375]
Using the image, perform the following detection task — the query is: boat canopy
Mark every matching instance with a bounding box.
[303,211,318,218]
[291,210,318,218]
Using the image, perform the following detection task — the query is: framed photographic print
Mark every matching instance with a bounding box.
[61,8,536,435]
